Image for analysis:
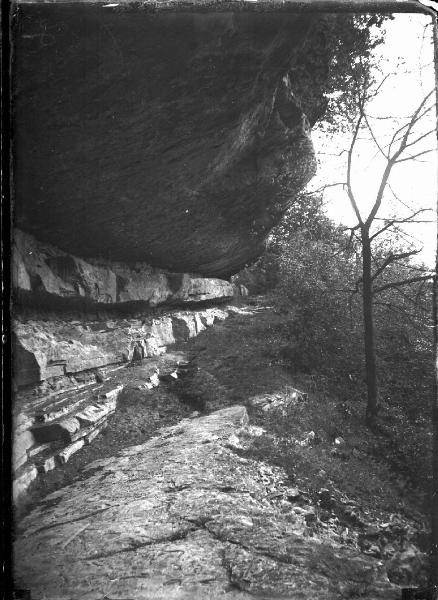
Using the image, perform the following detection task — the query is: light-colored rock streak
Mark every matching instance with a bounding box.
[13,229,238,308]
[14,406,398,600]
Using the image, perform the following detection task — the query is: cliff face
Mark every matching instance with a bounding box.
[13,229,242,310]
[13,6,322,277]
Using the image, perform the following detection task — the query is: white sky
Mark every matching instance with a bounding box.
[309,14,437,267]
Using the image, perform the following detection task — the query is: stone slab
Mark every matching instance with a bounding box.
[85,421,108,445]
[31,417,81,444]
[14,407,398,600]
[36,455,57,474]
[57,439,85,465]
[75,401,115,426]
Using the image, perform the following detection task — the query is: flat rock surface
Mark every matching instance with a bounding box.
[14,406,398,599]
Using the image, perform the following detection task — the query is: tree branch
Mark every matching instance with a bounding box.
[395,148,435,163]
[309,182,347,195]
[369,209,432,241]
[364,112,389,159]
[403,128,436,150]
[363,91,435,228]
[374,274,433,294]
[371,249,422,280]
[388,91,434,157]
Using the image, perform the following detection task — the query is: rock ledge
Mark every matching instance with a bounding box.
[15,406,398,599]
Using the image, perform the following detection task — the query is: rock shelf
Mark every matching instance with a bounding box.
[14,406,398,600]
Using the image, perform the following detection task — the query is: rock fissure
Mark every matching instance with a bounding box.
[84,528,196,561]
[22,505,115,538]
[221,548,257,597]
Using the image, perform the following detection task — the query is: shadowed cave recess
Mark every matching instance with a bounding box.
[12,5,331,278]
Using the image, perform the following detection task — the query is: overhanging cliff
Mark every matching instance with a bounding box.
[12,6,325,277]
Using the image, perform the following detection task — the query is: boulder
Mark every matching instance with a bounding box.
[13,6,322,276]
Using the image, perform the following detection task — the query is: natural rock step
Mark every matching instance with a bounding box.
[33,419,110,475]
[30,387,121,444]
[14,419,112,501]
[12,379,107,470]
[14,415,110,501]
[16,380,121,434]
[34,387,104,424]
[12,384,123,501]
[40,382,122,424]
[12,350,193,499]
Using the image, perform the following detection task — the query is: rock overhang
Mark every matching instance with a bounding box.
[12,4,323,276]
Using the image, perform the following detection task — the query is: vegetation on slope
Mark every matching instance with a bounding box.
[234,192,433,494]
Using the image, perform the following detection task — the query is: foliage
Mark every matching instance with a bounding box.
[292,14,389,130]
[235,192,433,485]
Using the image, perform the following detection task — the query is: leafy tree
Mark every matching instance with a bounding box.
[235,192,433,477]
[291,14,389,130]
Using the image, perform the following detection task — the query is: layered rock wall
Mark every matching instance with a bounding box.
[12,305,246,500]
[10,4,328,514]
[13,305,233,388]
[13,229,240,309]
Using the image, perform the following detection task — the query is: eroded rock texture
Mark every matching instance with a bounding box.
[13,305,232,386]
[13,229,239,308]
[13,7,321,276]
[14,407,398,599]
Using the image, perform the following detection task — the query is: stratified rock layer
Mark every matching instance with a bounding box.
[13,7,318,276]
[13,305,232,387]
[14,407,398,599]
[13,229,239,308]
[12,305,240,500]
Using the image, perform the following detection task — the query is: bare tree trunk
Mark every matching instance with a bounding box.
[431,271,438,599]
[431,16,438,600]
[361,227,378,425]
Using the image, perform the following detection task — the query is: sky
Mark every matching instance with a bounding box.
[308,13,437,268]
